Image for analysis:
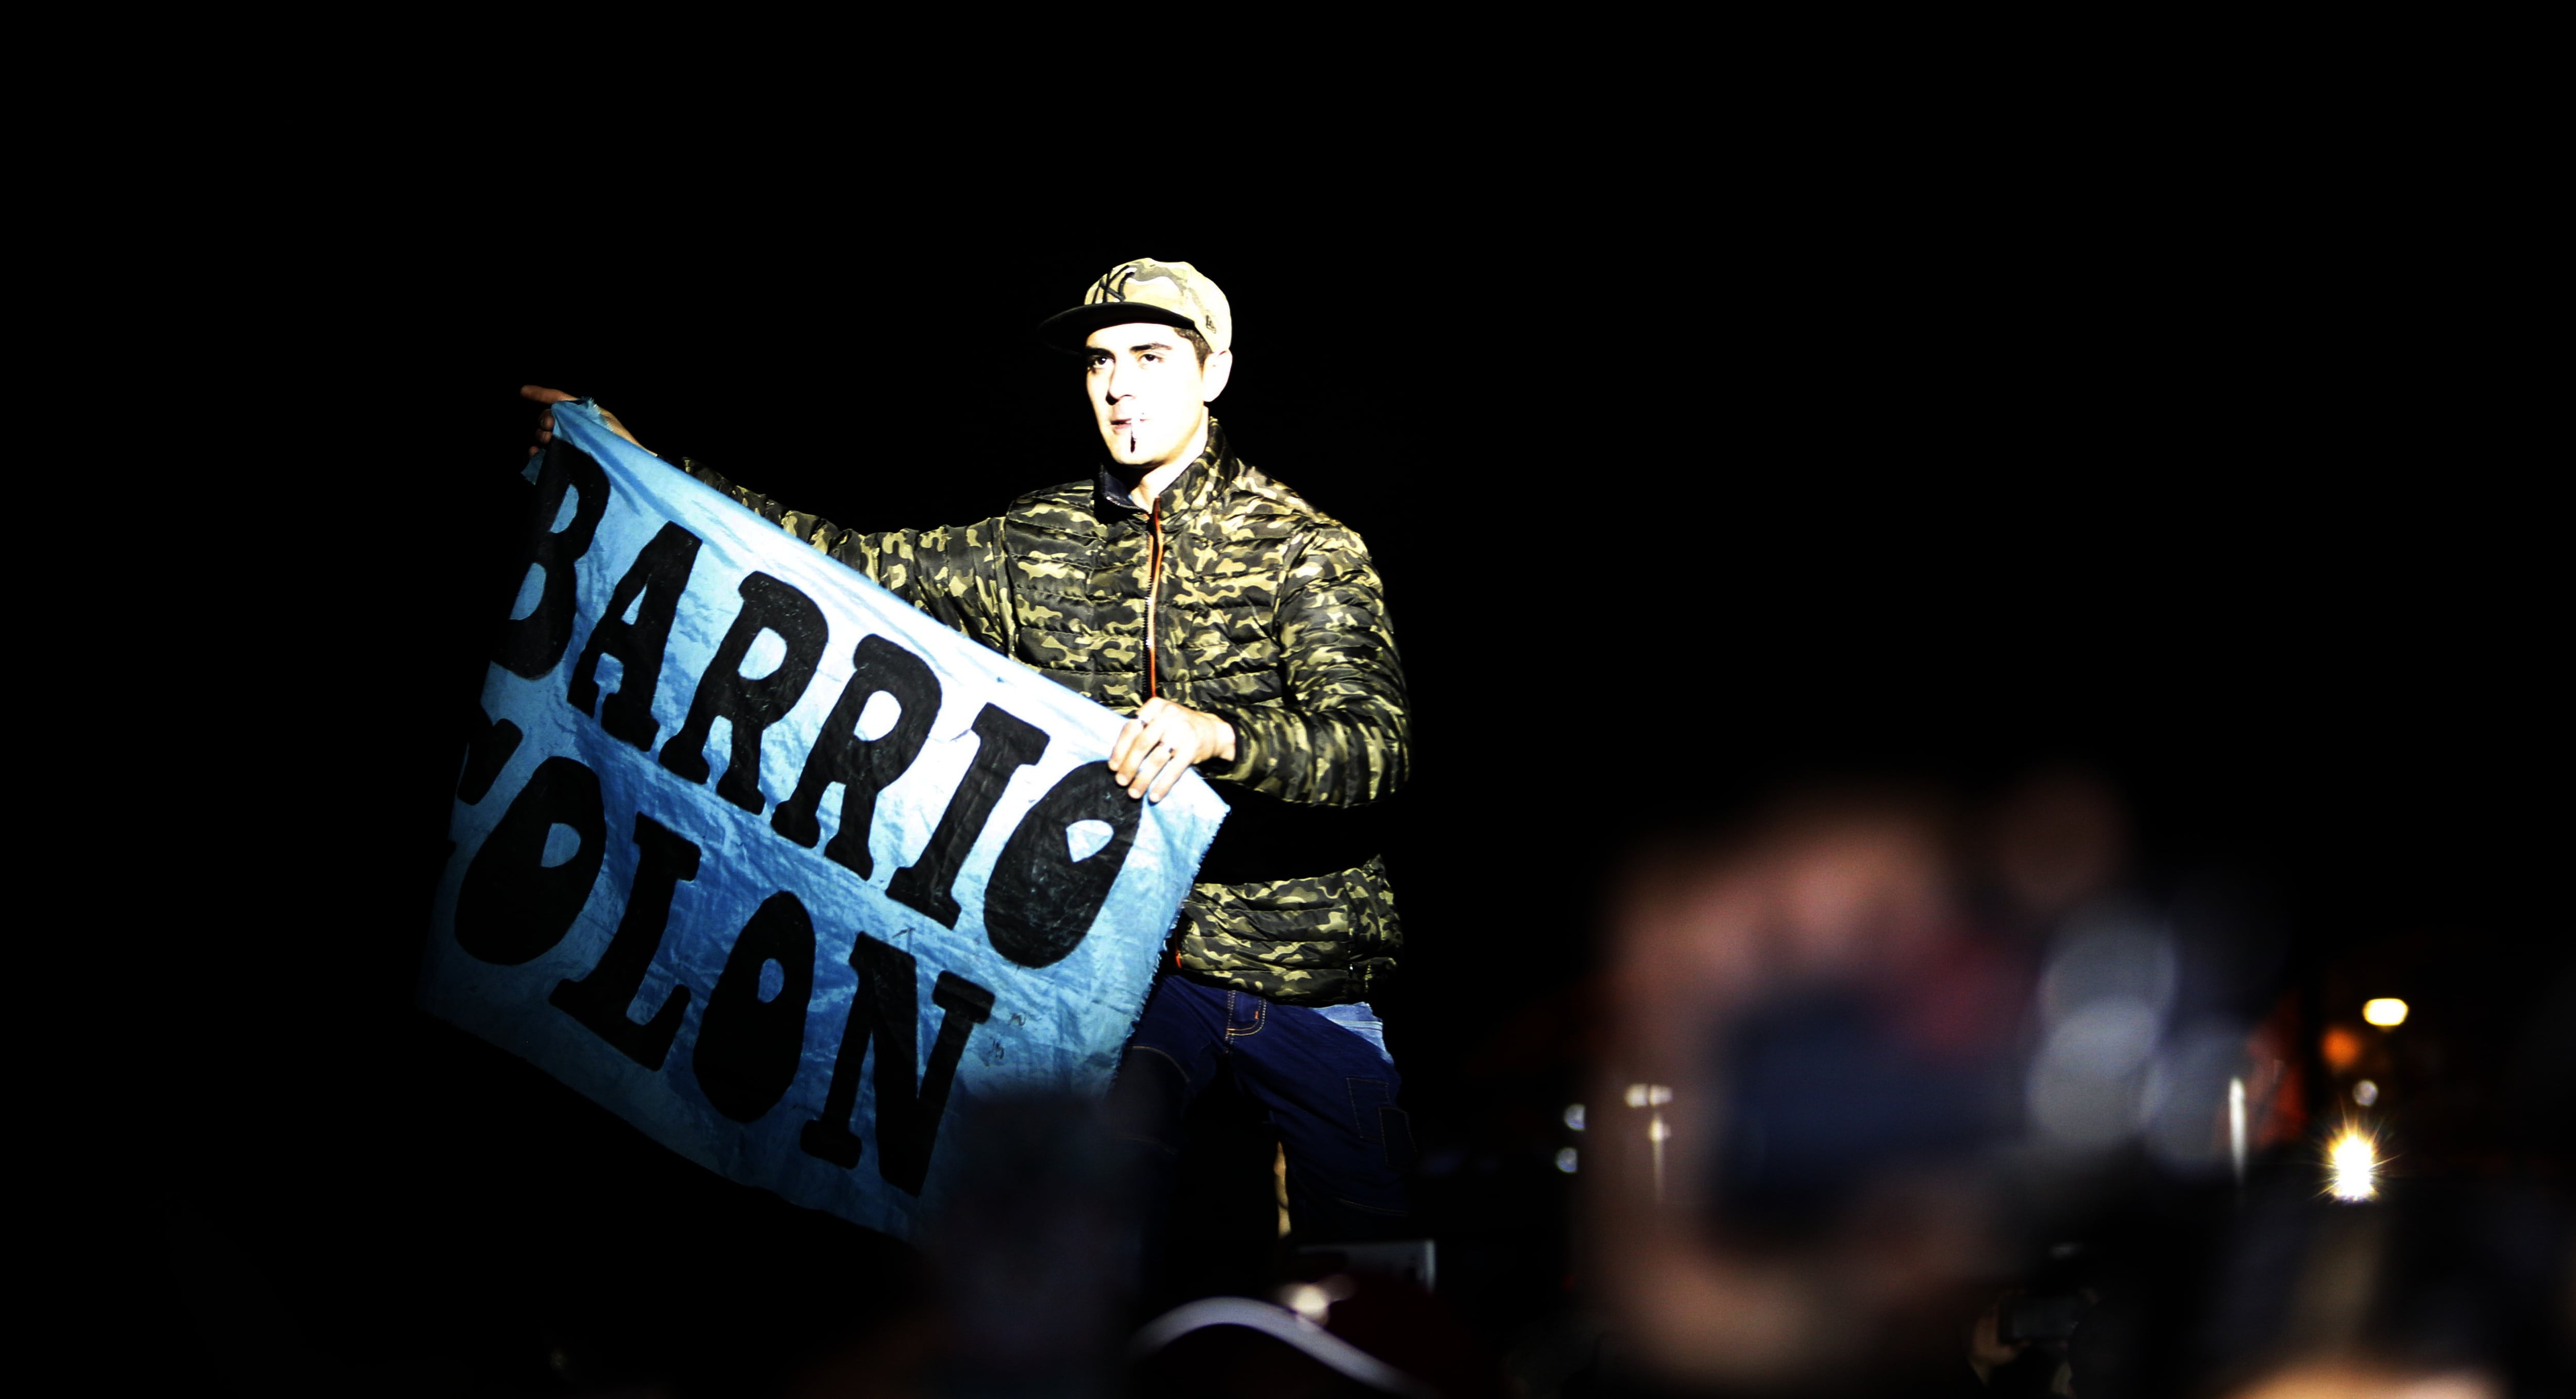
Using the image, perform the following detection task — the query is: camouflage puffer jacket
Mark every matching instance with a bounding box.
[684,420,1408,1006]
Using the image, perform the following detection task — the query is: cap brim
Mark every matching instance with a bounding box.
[1033,301,1199,354]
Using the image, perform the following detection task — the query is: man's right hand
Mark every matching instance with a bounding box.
[522,384,650,458]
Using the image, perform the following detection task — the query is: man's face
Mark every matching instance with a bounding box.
[1083,321,1232,473]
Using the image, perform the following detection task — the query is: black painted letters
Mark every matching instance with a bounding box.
[455,756,607,965]
[800,934,994,1194]
[982,761,1141,967]
[659,572,829,813]
[458,445,1193,1201]
[549,815,701,1069]
[691,891,818,1122]
[771,634,941,877]
[494,444,610,678]
[568,522,704,749]
[457,703,523,805]
[885,704,1050,927]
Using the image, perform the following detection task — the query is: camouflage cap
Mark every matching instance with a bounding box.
[1035,258,1233,356]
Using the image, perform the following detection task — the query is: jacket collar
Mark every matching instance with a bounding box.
[1095,417,1235,522]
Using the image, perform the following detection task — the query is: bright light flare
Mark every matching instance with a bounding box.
[2327,1130,2378,1201]
[2363,998,2409,1027]
[2229,1076,2247,1185]
[1622,1085,1673,1202]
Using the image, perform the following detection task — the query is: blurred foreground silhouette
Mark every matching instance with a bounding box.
[159,767,2565,1396]
[1581,777,2569,1397]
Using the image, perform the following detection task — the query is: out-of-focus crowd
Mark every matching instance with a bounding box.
[732,772,2566,1399]
[169,774,2572,1397]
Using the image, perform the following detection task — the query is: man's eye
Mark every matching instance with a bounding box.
[1141,353,1162,364]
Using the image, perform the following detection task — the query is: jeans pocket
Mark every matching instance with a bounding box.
[1348,1077,1390,1140]
[1378,1105,1417,1174]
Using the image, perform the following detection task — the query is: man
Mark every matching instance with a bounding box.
[523,258,1416,1264]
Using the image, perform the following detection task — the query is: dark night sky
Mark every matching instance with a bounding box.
[168,136,2557,1386]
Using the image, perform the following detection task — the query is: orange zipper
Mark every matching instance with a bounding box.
[1145,494,1164,702]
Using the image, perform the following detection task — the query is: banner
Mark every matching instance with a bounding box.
[422,402,1224,1238]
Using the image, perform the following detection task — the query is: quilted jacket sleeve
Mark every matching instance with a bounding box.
[1204,522,1411,808]
[682,459,1013,650]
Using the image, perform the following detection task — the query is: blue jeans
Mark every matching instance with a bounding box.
[1112,975,1414,1264]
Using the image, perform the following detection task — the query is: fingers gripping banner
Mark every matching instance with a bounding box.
[423,402,1224,1238]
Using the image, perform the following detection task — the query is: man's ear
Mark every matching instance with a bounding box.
[1200,349,1235,403]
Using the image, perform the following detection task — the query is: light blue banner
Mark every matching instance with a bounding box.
[422,402,1223,1239]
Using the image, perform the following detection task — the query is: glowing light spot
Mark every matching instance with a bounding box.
[1555,1148,1578,1174]
[1648,1109,1669,1203]
[1275,1275,1355,1323]
[1623,1083,1672,1108]
[1563,1104,1586,1132]
[2320,1025,2365,1072]
[2229,1077,2248,1184]
[2363,998,2409,1028]
[2328,1131,2377,1201]
[2353,1078,2379,1106]
[1281,1283,1331,1323]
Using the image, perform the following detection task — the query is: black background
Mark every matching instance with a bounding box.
[163,125,2557,1390]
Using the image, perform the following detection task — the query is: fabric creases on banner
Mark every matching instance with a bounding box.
[422,401,1224,1238]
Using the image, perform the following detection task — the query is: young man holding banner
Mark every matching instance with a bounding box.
[525,257,1416,1261]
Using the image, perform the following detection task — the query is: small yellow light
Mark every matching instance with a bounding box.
[2328,1131,2377,1201]
[2363,998,2409,1028]
[1282,1283,1332,1323]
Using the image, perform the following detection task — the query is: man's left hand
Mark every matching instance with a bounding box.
[1109,698,1235,803]
[522,385,652,458]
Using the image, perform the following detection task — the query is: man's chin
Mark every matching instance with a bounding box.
[1101,442,1178,471]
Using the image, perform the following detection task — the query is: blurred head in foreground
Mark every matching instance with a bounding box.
[1587,786,2028,1390]
[1581,776,2567,1394]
